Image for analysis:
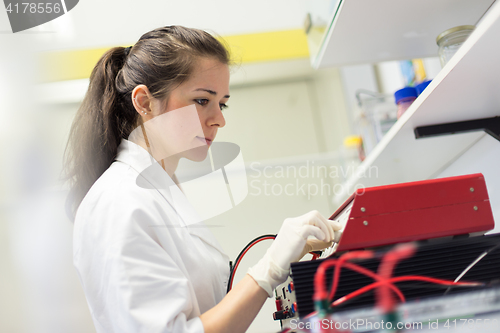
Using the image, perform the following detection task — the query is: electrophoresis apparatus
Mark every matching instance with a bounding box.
[272,173,500,332]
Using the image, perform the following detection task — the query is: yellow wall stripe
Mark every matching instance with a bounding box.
[39,47,112,83]
[39,29,310,82]
[223,29,309,64]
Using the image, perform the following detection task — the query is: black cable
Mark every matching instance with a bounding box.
[226,234,277,293]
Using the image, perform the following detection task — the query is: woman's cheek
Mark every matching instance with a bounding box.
[134,104,205,160]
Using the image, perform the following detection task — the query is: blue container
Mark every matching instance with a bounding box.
[416,80,432,95]
[394,87,418,119]
[394,87,418,104]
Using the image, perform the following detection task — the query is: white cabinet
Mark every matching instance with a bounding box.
[322,1,500,232]
[311,0,496,68]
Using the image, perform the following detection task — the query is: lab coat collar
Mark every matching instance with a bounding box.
[114,139,227,255]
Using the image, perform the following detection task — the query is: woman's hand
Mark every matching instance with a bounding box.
[201,211,340,333]
[248,210,341,296]
[300,238,334,259]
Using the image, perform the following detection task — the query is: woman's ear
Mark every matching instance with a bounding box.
[131,85,156,118]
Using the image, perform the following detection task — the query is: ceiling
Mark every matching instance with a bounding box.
[1,0,313,52]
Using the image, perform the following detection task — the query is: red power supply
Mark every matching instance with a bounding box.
[330,173,495,252]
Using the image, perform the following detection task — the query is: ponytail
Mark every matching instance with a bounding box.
[64,26,230,219]
[64,47,138,219]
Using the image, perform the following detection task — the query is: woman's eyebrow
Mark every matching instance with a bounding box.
[194,88,230,98]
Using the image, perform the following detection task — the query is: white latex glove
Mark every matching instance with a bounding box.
[247,210,341,297]
[300,239,333,259]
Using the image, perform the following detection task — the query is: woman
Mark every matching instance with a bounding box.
[65,25,340,333]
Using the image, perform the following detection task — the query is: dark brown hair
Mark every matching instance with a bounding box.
[64,25,230,219]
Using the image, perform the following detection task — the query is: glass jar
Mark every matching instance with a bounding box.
[436,25,475,67]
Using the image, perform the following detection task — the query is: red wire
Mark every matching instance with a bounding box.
[332,275,483,307]
[228,236,276,290]
[303,310,318,320]
[335,261,405,303]
[376,243,416,312]
[329,251,375,301]
[313,258,405,303]
[296,276,481,326]
[310,252,320,260]
[315,251,372,300]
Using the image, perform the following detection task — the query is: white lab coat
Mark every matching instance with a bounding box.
[73,139,230,333]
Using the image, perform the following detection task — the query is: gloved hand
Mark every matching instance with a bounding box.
[247,210,341,297]
[299,239,333,259]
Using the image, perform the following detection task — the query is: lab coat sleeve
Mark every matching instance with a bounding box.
[74,189,205,333]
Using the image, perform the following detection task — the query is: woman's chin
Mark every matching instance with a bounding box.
[184,145,210,162]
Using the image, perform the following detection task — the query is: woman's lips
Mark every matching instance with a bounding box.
[196,136,212,146]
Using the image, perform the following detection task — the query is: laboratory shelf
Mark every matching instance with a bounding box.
[312,0,496,68]
[333,0,500,204]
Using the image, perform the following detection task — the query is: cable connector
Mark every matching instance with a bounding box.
[314,299,331,318]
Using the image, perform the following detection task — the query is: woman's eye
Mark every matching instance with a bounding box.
[194,99,228,110]
[194,99,209,106]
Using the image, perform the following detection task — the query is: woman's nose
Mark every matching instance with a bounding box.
[208,105,226,128]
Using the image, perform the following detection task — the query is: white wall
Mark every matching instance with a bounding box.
[437,134,500,234]
[1,101,96,333]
